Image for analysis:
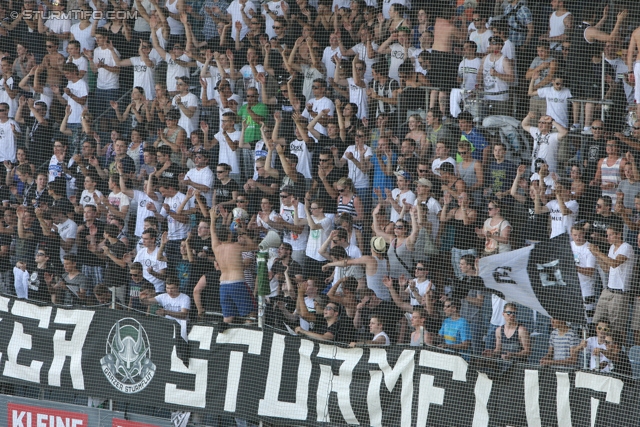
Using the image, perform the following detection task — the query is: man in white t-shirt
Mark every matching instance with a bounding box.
[522,113,568,174]
[54,63,88,131]
[528,76,572,128]
[153,177,193,268]
[215,112,242,180]
[65,40,89,83]
[264,188,308,268]
[301,79,335,135]
[134,228,167,293]
[50,207,78,263]
[590,222,635,339]
[87,28,120,124]
[172,76,199,136]
[111,40,157,99]
[377,27,416,82]
[570,226,597,324]
[534,178,578,238]
[141,282,190,341]
[227,0,257,41]
[0,102,19,162]
[337,126,373,194]
[184,151,214,206]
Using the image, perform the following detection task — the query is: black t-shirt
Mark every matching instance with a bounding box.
[28,268,53,303]
[159,162,183,180]
[587,213,624,252]
[76,221,106,267]
[104,240,129,287]
[312,167,345,214]
[51,197,75,216]
[213,178,240,205]
[522,199,550,243]
[0,232,10,271]
[247,175,279,215]
[581,137,606,182]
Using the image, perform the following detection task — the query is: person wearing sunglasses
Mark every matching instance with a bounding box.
[437,299,471,355]
[483,302,531,363]
[469,13,492,54]
[522,112,568,175]
[571,320,613,372]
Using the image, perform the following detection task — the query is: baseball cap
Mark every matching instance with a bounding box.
[415,178,432,188]
[228,94,242,104]
[438,162,455,174]
[394,170,411,180]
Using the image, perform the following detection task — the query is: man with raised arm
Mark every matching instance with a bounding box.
[210,206,258,326]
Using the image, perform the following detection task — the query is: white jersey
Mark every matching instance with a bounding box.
[342,144,372,189]
[279,202,308,250]
[548,11,571,51]
[0,119,19,162]
[571,241,596,297]
[482,54,509,101]
[172,92,199,135]
[130,56,157,99]
[164,53,190,92]
[68,55,89,84]
[262,0,287,39]
[536,86,572,128]
[389,44,416,81]
[216,130,242,174]
[546,199,578,238]
[347,77,368,119]
[607,242,635,292]
[529,128,560,173]
[321,46,341,79]
[0,76,17,118]
[350,42,379,83]
[155,292,191,341]
[469,30,493,54]
[94,46,119,90]
[134,247,167,292]
[458,57,482,90]
[184,166,214,206]
[63,79,89,124]
[160,192,194,239]
[131,190,164,237]
[289,139,313,179]
[302,96,335,135]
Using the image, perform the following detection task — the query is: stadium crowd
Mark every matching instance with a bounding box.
[1,0,640,381]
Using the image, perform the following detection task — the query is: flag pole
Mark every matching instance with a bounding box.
[583,327,588,370]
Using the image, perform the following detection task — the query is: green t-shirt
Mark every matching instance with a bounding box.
[238,103,269,144]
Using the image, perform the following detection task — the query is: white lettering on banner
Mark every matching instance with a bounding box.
[472,373,492,427]
[8,403,87,427]
[316,345,361,424]
[556,372,571,426]
[575,371,623,427]
[3,301,53,384]
[48,308,94,389]
[4,323,43,383]
[258,334,313,420]
[215,328,263,413]
[164,326,214,408]
[367,349,415,427]
[416,350,468,427]
[524,369,542,427]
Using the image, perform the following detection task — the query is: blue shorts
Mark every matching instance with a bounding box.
[220,281,256,318]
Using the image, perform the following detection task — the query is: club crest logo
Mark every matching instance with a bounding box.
[101,318,156,394]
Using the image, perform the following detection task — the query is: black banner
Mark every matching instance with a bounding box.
[0,297,639,426]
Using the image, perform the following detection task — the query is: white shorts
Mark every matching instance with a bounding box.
[634,62,640,103]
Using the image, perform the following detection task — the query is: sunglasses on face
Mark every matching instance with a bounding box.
[504,311,516,315]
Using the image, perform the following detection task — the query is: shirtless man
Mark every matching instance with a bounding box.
[210,206,258,325]
[41,35,66,89]
[627,25,640,120]
[430,2,466,117]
